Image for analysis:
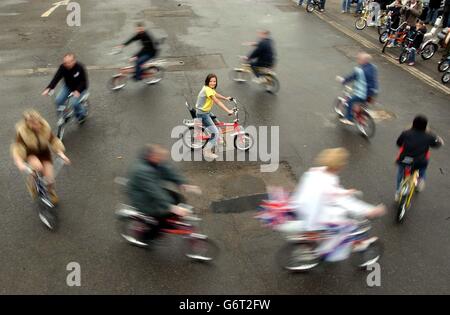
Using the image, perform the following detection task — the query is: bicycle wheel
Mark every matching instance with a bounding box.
[38,206,57,230]
[306,3,315,12]
[184,235,220,262]
[108,74,128,91]
[233,133,253,151]
[334,98,346,118]
[229,68,251,83]
[355,18,367,30]
[182,127,208,150]
[350,239,383,268]
[276,242,320,272]
[399,50,408,64]
[438,60,450,73]
[263,73,280,94]
[379,31,389,43]
[420,43,436,60]
[356,109,375,138]
[144,66,164,85]
[442,72,450,84]
[117,217,150,248]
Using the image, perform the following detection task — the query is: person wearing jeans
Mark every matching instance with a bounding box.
[342,0,352,12]
[195,74,233,159]
[55,84,88,120]
[407,21,427,66]
[395,115,443,201]
[42,53,89,123]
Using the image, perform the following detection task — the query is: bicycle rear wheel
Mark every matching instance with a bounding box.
[276,242,320,272]
[263,73,280,94]
[182,127,208,150]
[442,72,450,84]
[306,3,315,12]
[356,109,375,138]
[144,66,164,85]
[438,60,450,73]
[184,235,220,262]
[351,239,383,268]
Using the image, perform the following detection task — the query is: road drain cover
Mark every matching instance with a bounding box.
[211,193,268,213]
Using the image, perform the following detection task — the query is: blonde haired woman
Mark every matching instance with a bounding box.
[278,147,385,261]
[11,110,70,204]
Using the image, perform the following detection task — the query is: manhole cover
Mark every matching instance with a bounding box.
[211,193,267,213]
[169,54,227,71]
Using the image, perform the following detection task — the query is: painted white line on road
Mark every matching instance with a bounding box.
[41,0,69,18]
[314,11,450,96]
[0,13,21,16]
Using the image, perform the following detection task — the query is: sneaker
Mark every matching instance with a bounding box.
[341,10,346,13]
[78,115,87,125]
[339,118,355,125]
[416,179,425,192]
[408,62,415,66]
[26,175,37,199]
[395,191,400,202]
[320,9,324,12]
[203,149,218,160]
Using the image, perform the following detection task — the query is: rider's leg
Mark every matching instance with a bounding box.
[408,47,416,65]
[320,0,326,10]
[250,61,261,78]
[69,90,88,121]
[25,155,42,198]
[198,112,219,155]
[42,160,58,204]
[345,95,365,121]
[417,163,428,191]
[396,164,405,191]
[55,84,71,111]
[135,54,151,80]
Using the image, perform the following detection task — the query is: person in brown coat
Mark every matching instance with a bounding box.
[401,0,423,26]
[11,110,70,204]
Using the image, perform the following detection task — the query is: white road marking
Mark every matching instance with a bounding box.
[0,13,20,16]
[41,0,69,18]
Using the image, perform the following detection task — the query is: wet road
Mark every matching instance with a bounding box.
[0,0,449,294]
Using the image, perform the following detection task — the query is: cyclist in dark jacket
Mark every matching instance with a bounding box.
[126,145,200,238]
[118,22,158,80]
[243,30,276,83]
[395,115,443,200]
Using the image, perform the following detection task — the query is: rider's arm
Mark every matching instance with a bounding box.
[429,133,444,148]
[11,134,27,172]
[74,64,88,94]
[47,65,64,90]
[247,41,262,60]
[214,92,231,101]
[396,131,406,147]
[123,33,139,47]
[342,70,357,85]
[212,95,233,114]
[158,162,187,186]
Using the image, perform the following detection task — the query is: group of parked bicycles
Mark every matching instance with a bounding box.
[355,2,450,84]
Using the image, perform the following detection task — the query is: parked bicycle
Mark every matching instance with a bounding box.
[398,35,435,64]
[305,0,322,13]
[437,54,450,73]
[355,3,387,33]
[334,85,376,138]
[114,178,219,262]
[381,22,408,52]
[229,56,280,94]
[442,70,450,84]
[182,98,254,151]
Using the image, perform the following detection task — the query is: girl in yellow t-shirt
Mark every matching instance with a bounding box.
[195,74,233,159]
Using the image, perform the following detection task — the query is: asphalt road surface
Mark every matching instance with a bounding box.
[0,0,449,294]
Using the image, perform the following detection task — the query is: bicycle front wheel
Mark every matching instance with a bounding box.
[144,66,164,85]
[230,68,251,83]
[108,74,128,91]
[306,3,315,12]
[379,31,389,43]
[233,133,254,151]
[438,60,450,73]
[276,242,320,272]
[399,50,408,64]
[442,72,450,84]
[355,18,367,30]
[334,98,346,118]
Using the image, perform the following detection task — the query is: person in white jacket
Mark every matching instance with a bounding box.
[278,147,385,261]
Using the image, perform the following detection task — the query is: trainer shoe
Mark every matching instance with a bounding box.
[416,179,425,192]
[339,118,355,125]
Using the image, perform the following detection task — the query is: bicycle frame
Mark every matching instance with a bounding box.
[400,165,419,209]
